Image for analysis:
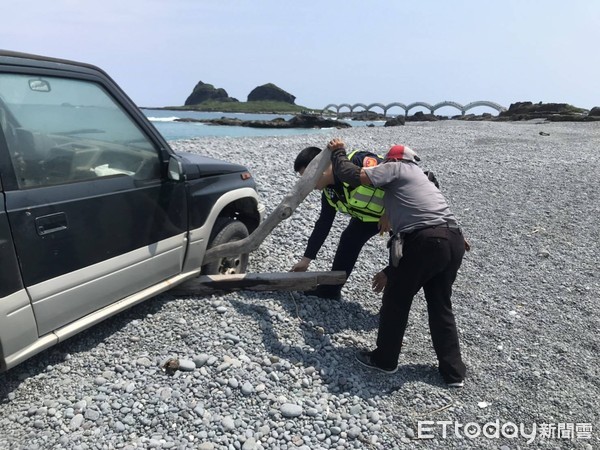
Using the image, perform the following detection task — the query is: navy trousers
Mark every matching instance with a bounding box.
[372,225,467,383]
[316,217,380,298]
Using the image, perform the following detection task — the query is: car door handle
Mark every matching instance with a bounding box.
[35,212,68,236]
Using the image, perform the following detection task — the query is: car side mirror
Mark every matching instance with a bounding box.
[29,79,51,92]
[168,156,184,181]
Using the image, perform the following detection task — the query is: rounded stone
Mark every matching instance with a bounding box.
[178,359,196,371]
[280,403,302,418]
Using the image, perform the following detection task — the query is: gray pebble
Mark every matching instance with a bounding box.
[280,403,302,418]
[178,359,196,371]
[84,409,100,421]
[222,415,235,430]
[69,414,84,430]
[136,357,152,367]
[193,353,210,367]
[242,437,257,450]
[241,382,254,396]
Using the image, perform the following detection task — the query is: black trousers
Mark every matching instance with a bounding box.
[317,218,380,297]
[372,225,466,383]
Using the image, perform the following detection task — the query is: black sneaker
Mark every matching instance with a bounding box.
[355,350,398,374]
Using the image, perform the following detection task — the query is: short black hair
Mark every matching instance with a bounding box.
[294,146,322,173]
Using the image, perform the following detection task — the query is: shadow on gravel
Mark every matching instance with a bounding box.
[0,294,172,401]
[228,293,446,398]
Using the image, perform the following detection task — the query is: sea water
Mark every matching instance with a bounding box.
[142,108,381,141]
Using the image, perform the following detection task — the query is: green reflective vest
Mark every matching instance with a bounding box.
[323,150,386,222]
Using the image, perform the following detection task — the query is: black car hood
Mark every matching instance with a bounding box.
[175,151,248,179]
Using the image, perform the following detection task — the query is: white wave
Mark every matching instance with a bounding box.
[147,116,180,122]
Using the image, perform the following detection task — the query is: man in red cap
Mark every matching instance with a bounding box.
[328,137,467,388]
[385,144,421,163]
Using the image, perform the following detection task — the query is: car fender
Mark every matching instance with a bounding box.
[182,187,265,272]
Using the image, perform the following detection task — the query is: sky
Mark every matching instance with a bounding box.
[2,0,599,112]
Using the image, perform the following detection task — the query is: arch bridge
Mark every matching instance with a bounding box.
[322,100,507,116]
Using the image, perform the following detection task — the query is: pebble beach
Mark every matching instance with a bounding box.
[1,121,598,449]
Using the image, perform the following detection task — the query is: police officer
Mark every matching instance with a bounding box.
[328,138,467,387]
[290,146,387,300]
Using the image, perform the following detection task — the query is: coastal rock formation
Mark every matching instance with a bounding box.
[498,102,589,121]
[248,83,296,104]
[175,113,350,129]
[338,111,386,121]
[384,116,405,127]
[405,111,440,122]
[454,113,494,121]
[185,81,238,106]
[288,114,348,128]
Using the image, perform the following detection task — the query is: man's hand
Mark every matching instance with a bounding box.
[329,138,363,187]
[290,256,312,272]
[378,214,391,235]
[327,138,346,151]
[464,238,471,252]
[372,270,388,293]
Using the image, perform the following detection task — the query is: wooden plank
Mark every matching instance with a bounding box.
[171,271,346,296]
[201,146,332,265]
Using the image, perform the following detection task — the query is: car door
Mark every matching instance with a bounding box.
[0,173,42,361]
[0,71,188,336]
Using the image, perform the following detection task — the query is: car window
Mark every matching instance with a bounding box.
[0,74,160,189]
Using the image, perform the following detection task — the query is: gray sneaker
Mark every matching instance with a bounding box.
[355,350,398,374]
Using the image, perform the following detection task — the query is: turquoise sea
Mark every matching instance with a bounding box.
[142,108,379,141]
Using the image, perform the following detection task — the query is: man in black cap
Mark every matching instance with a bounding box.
[290,146,386,299]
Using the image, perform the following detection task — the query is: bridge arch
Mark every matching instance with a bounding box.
[432,101,465,115]
[384,102,408,116]
[463,101,507,113]
[350,103,369,112]
[323,103,339,114]
[406,102,434,114]
[366,102,387,114]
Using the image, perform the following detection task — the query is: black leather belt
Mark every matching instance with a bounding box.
[409,222,461,235]
[435,222,460,230]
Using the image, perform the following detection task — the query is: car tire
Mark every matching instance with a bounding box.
[201,218,249,275]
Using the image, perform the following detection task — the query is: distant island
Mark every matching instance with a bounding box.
[156,81,318,115]
[149,79,600,127]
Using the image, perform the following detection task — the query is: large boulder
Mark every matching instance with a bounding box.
[405,111,440,122]
[248,83,296,104]
[185,81,237,106]
[588,106,600,117]
[384,116,405,127]
[498,102,588,120]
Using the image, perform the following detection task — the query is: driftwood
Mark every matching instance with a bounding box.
[202,146,332,265]
[172,271,347,296]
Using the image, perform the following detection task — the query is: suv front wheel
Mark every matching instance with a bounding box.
[201,218,249,275]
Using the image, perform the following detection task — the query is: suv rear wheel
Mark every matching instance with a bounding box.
[201,218,249,275]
